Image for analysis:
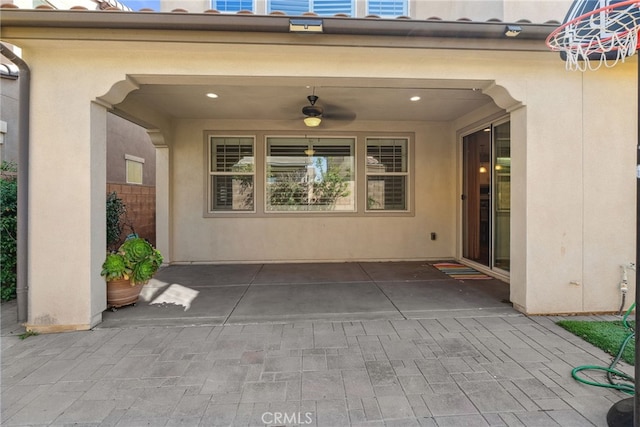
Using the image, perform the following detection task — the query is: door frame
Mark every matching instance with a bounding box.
[457,114,511,283]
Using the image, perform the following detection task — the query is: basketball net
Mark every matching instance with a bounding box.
[546,0,640,71]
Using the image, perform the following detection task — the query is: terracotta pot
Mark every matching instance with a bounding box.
[106,278,143,309]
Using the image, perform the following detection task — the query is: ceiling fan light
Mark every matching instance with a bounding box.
[304,116,322,127]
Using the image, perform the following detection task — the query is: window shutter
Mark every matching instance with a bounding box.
[269,0,309,14]
[268,0,352,15]
[210,137,255,212]
[366,140,406,173]
[366,138,408,211]
[212,138,253,172]
[367,0,406,17]
[313,0,352,16]
[266,137,355,212]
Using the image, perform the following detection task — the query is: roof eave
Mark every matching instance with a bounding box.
[0,9,557,41]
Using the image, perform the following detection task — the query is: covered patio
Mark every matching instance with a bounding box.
[99,261,512,328]
[1,5,636,333]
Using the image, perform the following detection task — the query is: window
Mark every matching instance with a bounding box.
[268,0,353,16]
[212,0,406,16]
[266,137,355,212]
[213,0,254,12]
[209,137,255,212]
[366,138,408,211]
[125,154,144,185]
[207,133,412,216]
[0,121,6,162]
[367,0,407,17]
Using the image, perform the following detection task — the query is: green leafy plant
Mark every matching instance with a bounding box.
[101,237,163,286]
[18,330,39,340]
[101,253,132,282]
[106,192,127,251]
[1,162,17,301]
[120,237,155,263]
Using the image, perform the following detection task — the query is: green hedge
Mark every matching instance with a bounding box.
[1,162,17,301]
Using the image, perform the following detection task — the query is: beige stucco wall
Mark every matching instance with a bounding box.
[3,23,636,330]
[413,0,571,22]
[22,48,109,331]
[170,119,455,263]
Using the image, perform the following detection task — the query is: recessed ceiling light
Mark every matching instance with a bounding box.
[206,93,219,99]
[410,96,421,102]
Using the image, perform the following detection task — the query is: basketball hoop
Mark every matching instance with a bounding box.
[546,0,640,71]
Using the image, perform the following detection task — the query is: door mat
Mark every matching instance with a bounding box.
[432,262,492,280]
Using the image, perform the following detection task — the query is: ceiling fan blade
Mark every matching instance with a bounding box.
[322,103,357,122]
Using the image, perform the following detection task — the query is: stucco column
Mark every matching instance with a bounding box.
[26,89,107,332]
[514,67,635,314]
[515,82,585,315]
[509,106,527,312]
[149,130,170,263]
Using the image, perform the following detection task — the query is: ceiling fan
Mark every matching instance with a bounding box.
[302,94,323,127]
[300,92,356,128]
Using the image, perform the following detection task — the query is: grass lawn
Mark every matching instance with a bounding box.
[557,320,635,365]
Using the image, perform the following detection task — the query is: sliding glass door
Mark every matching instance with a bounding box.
[462,121,510,273]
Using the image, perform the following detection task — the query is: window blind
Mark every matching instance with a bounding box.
[366,138,408,211]
[268,0,352,15]
[269,0,308,14]
[367,0,406,17]
[210,137,254,212]
[212,138,253,172]
[366,139,407,172]
[214,0,254,12]
[266,137,355,211]
[313,0,352,15]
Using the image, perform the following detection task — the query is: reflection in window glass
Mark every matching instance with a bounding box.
[494,121,511,272]
[210,137,254,212]
[366,138,408,211]
[266,137,355,212]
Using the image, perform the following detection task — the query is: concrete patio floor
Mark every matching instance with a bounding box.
[0,261,634,426]
[99,261,513,328]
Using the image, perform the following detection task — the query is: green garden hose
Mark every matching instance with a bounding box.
[570,302,636,395]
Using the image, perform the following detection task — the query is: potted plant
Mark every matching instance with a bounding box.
[101,236,163,310]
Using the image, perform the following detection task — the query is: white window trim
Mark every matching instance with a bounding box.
[125,153,145,164]
[125,154,144,185]
[364,137,411,213]
[0,120,6,146]
[367,0,409,17]
[204,131,413,218]
[264,135,357,214]
[207,135,257,214]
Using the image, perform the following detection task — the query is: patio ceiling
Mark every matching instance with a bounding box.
[115,79,497,125]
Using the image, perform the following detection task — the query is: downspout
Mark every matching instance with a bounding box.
[0,43,29,323]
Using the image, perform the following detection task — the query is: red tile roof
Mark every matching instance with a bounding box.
[0,3,561,25]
